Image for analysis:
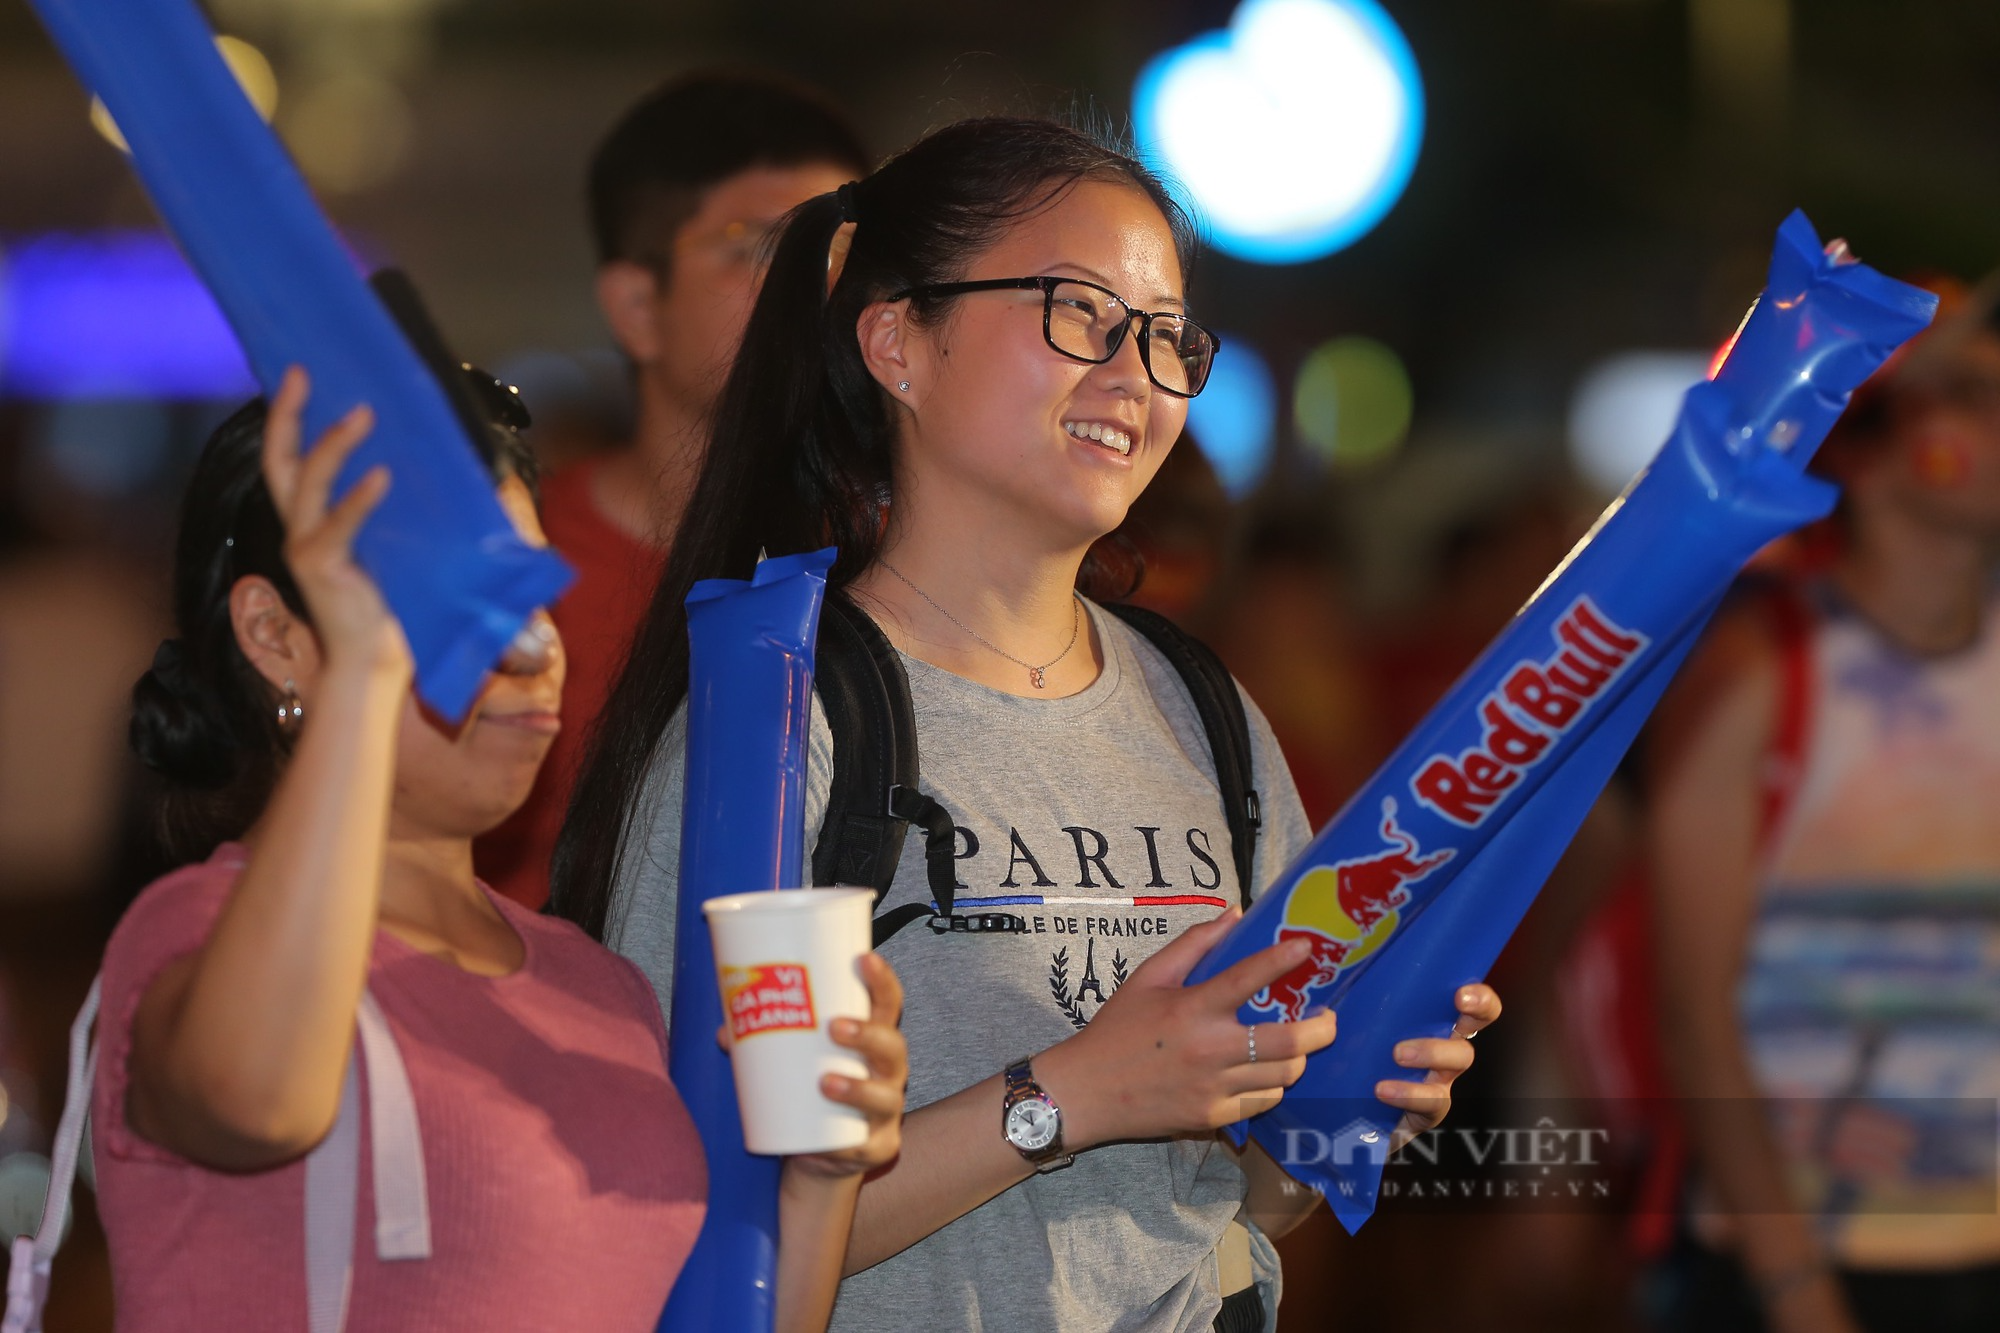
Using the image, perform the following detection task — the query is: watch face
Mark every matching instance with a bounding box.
[1006,1097,1060,1152]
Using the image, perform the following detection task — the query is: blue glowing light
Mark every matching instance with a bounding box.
[0,230,254,400]
[1134,0,1424,265]
[1186,336,1278,496]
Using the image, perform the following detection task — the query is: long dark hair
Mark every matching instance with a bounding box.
[551,116,1197,938]
[131,376,534,865]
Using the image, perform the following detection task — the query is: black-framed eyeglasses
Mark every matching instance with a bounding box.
[888,276,1219,398]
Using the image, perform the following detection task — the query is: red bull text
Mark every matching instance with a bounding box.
[1249,597,1645,1022]
[1411,597,1646,827]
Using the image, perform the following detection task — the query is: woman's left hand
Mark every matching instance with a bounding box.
[789,952,908,1179]
[1374,983,1501,1153]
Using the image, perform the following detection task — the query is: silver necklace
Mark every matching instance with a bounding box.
[878,561,1081,690]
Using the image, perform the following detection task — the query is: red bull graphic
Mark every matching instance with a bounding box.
[1254,800,1455,1021]
[1412,597,1648,827]
[1182,213,1937,1235]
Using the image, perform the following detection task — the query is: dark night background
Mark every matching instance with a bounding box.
[1,2,1995,1328]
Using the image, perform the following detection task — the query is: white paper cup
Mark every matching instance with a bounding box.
[703,887,875,1156]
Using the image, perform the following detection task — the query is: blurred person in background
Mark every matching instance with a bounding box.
[1204,508,1382,830]
[476,71,870,909]
[1116,442,1382,824]
[1646,278,2000,1333]
[1364,482,1590,758]
[88,368,905,1330]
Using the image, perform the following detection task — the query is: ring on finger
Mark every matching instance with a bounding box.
[1452,1025,1478,1042]
[1247,1024,1258,1064]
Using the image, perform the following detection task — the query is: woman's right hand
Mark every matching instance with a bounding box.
[261,366,409,678]
[1036,908,1337,1149]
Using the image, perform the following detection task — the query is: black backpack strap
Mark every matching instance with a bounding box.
[811,593,965,946]
[884,786,960,942]
[1102,604,1262,906]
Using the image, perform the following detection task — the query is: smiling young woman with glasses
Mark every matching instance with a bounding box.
[554,115,1500,1333]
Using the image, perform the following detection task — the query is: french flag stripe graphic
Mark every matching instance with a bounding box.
[935,894,1231,910]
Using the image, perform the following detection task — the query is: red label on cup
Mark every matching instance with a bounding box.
[721,962,818,1040]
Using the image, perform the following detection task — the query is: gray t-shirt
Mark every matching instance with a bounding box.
[606,601,1312,1333]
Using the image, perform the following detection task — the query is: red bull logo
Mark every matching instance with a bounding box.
[1253,799,1454,1021]
[1411,597,1646,827]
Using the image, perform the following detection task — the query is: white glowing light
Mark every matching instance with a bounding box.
[1567,352,1712,495]
[1135,0,1424,264]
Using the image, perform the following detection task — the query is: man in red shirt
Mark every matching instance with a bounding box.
[477,73,869,907]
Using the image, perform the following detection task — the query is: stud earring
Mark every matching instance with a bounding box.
[897,380,911,393]
[278,679,304,729]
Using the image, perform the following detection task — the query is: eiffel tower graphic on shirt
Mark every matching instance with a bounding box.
[1076,935,1108,1005]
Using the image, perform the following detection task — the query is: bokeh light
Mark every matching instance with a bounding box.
[0,231,254,400]
[91,34,278,153]
[1567,351,1710,495]
[1185,336,1278,497]
[32,401,178,497]
[1134,0,1424,264]
[286,71,414,194]
[1294,336,1413,466]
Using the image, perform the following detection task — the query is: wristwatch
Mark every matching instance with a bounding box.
[1001,1058,1073,1172]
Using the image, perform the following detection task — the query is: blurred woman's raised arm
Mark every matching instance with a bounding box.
[127,368,410,1171]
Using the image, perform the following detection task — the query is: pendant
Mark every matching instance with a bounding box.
[1029,667,1046,690]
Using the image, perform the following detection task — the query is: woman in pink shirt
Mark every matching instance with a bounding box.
[95,368,906,1330]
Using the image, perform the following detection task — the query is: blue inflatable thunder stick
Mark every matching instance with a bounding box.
[26,0,571,717]
[1186,212,1937,1231]
[664,549,835,1333]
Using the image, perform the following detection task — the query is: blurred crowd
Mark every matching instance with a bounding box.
[3,63,1997,1333]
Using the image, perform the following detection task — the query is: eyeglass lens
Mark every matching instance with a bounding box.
[1044,280,1212,396]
